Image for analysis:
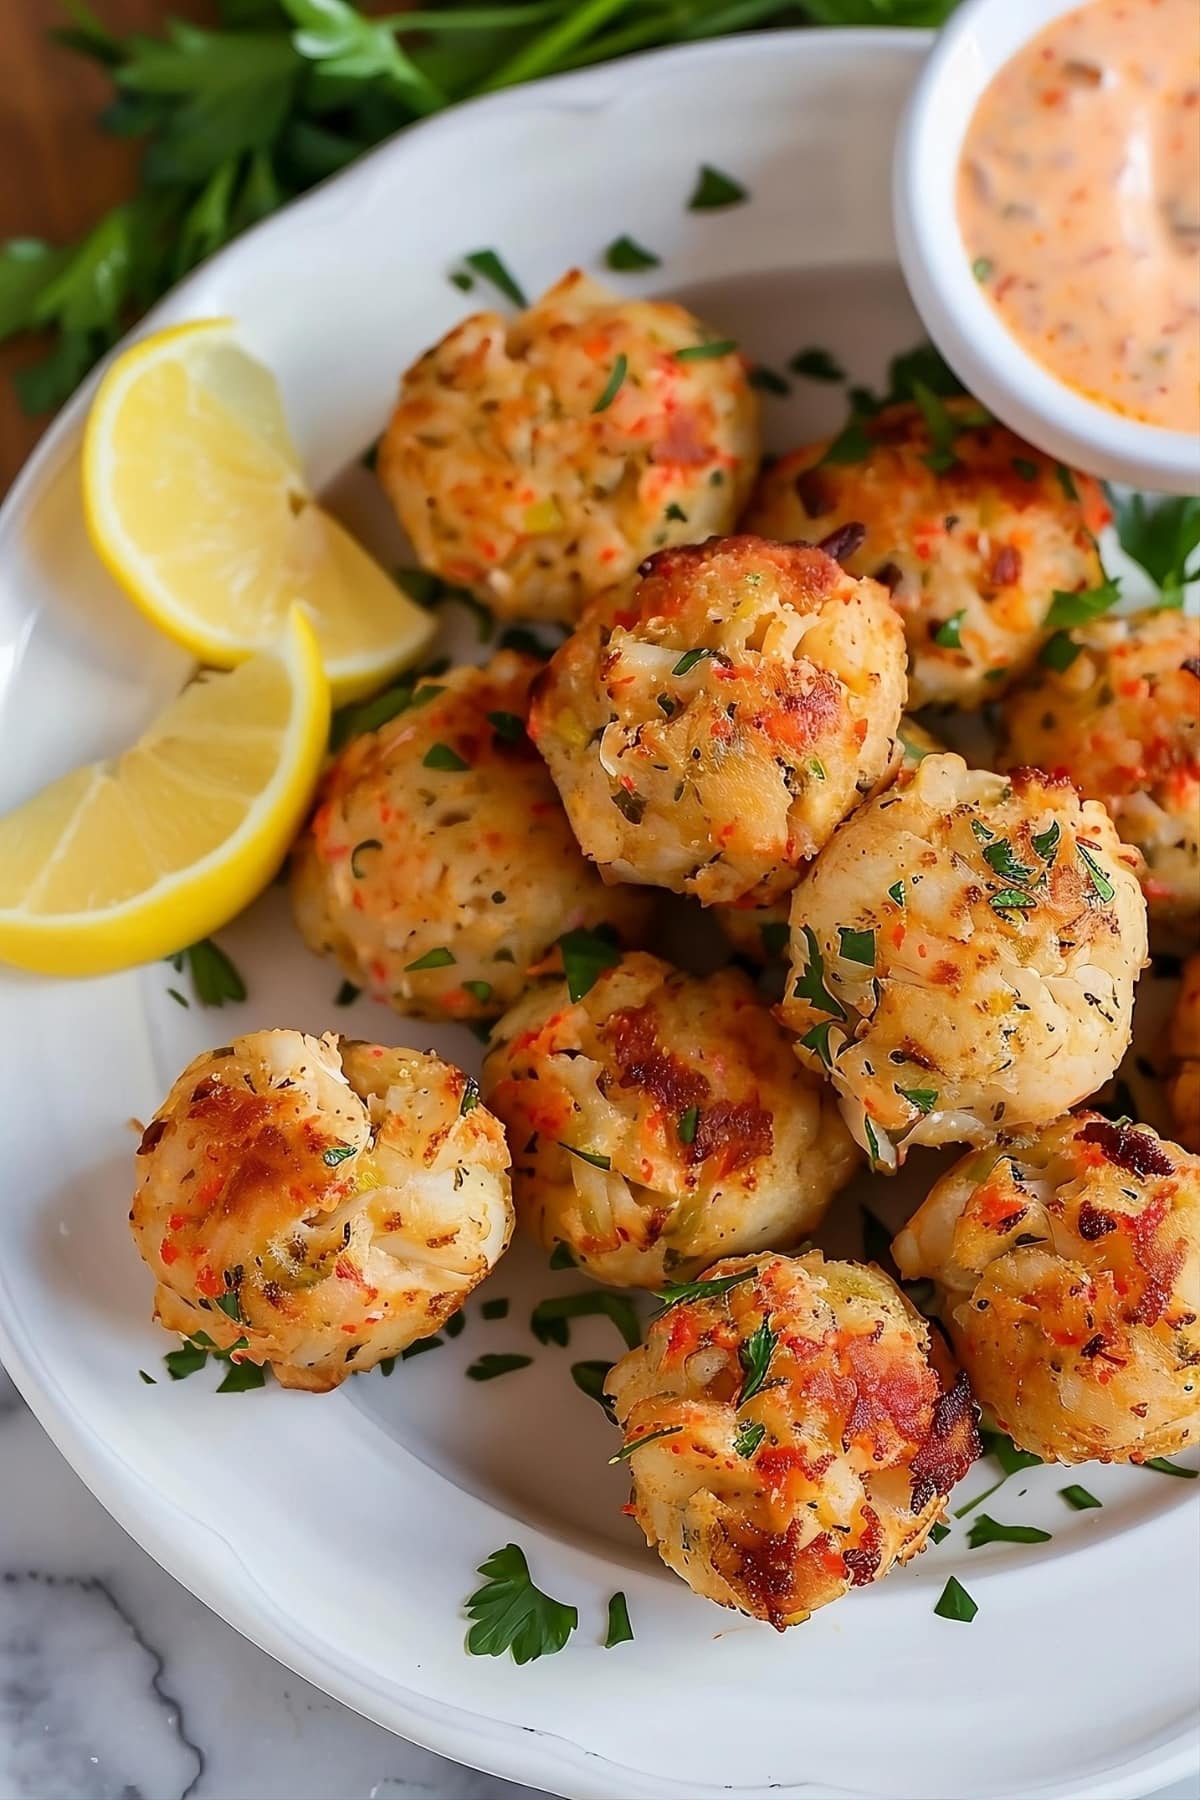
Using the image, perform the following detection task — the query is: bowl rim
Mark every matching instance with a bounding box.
[892,0,1200,494]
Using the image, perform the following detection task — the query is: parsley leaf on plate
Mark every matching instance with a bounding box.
[465,1544,577,1664]
[165,937,245,1006]
[1114,494,1200,607]
[557,924,620,1002]
[531,1290,641,1351]
[688,163,747,209]
[604,1590,633,1648]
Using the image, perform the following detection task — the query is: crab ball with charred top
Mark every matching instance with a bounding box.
[378,270,760,623]
[743,401,1109,709]
[130,1031,514,1391]
[893,1113,1200,1464]
[1000,608,1200,946]
[604,1250,980,1628]
[290,652,651,1020]
[528,535,907,907]
[480,952,857,1288]
[778,754,1147,1168]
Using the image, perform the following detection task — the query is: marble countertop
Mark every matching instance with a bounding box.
[1,1363,1195,1800]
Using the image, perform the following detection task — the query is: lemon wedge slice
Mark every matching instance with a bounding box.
[82,319,433,701]
[0,609,328,976]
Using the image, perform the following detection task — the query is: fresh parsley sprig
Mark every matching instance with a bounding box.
[465,1544,577,1664]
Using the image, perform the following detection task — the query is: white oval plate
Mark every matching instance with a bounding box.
[0,29,1197,1800]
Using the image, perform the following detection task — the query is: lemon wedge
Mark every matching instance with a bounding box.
[82,319,434,701]
[0,609,328,976]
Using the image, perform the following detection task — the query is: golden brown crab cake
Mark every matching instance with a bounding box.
[714,714,945,965]
[999,609,1200,945]
[290,652,651,1021]
[777,754,1147,1169]
[893,1113,1200,1465]
[130,1031,513,1391]
[743,401,1109,709]
[378,270,760,623]
[1168,954,1200,1153]
[528,535,907,907]
[605,1250,980,1628]
[480,953,857,1288]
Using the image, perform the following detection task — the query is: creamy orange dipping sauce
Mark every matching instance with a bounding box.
[958,0,1200,434]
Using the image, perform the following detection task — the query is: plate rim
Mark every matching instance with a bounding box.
[1,24,1198,1800]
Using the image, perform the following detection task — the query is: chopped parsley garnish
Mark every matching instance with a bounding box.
[378,1357,396,1377]
[405,946,455,971]
[334,980,360,1007]
[954,1425,1043,1517]
[790,346,845,383]
[463,249,526,307]
[761,919,790,959]
[487,710,525,742]
[737,1320,778,1405]
[838,926,875,967]
[1011,456,1039,482]
[934,1576,978,1622]
[570,1359,614,1412]
[983,839,1034,885]
[609,1424,684,1463]
[1114,493,1200,607]
[677,1105,700,1145]
[792,925,846,1019]
[966,1514,1052,1549]
[612,787,646,824]
[466,1353,532,1382]
[971,256,993,282]
[604,1591,634,1648]
[733,1418,766,1459]
[1044,577,1120,630]
[605,234,659,272]
[559,1142,612,1171]
[163,1329,264,1391]
[898,1086,937,1115]
[531,1290,641,1351]
[807,756,827,781]
[549,1242,577,1271]
[1031,821,1061,862]
[164,1338,210,1381]
[422,742,469,772]
[664,502,688,522]
[1039,630,1082,673]
[820,415,871,467]
[481,1297,509,1321]
[557,923,620,1002]
[674,338,738,363]
[465,1544,577,1664]
[929,1521,951,1545]
[913,380,982,474]
[592,352,628,412]
[688,163,747,210]
[216,1359,266,1393]
[401,1334,442,1359]
[800,1020,838,1071]
[1077,841,1115,904]
[459,1076,481,1116]
[444,1312,465,1339]
[887,880,905,907]
[1141,1457,1198,1478]
[933,610,965,649]
[1055,463,1079,501]
[654,1267,757,1315]
[971,819,995,844]
[322,1142,356,1167]
[989,888,1037,917]
[748,364,790,396]
[863,1115,887,1170]
[1060,1484,1102,1510]
[167,987,188,1008]
[463,979,493,1004]
[330,677,446,749]
[672,647,715,675]
[449,271,474,293]
[350,838,382,878]
[165,938,245,1007]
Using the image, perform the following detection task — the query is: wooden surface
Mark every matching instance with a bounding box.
[0,1,210,493]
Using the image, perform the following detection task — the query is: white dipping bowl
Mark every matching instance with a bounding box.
[893,0,1200,496]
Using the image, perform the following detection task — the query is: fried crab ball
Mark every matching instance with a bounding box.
[743,402,1109,709]
[378,270,760,623]
[778,754,1147,1168]
[529,536,907,907]
[291,652,650,1021]
[605,1251,979,1627]
[1167,955,1200,1153]
[894,1114,1200,1464]
[1000,609,1200,944]
[480,952,857,1288]
[130,1031,513,1391]
[713,714,944,964]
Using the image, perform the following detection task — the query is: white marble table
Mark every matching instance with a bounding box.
[1,1363,1195,1800]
